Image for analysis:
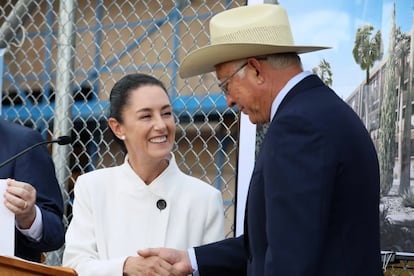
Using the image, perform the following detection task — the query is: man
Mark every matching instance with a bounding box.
[0,119,65,262]
[140,4,382,275]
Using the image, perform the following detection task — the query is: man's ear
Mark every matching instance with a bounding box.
[247,58,265,84]
[108,117,124,140]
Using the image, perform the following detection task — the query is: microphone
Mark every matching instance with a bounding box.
[0,135,72,168]
[156,199,167,211]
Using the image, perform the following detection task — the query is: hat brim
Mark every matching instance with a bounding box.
[179,43,330,78]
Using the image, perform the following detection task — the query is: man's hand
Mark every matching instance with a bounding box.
[123,255,182,276]
[138,248,193,276]
[3,178,37,229]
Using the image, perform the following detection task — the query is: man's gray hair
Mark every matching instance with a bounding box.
[263,53,302,69]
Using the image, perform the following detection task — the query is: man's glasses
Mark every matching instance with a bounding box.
[218,62,248,95]
[217,58,267,95]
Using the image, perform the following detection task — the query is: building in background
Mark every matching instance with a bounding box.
[346,3,414,255]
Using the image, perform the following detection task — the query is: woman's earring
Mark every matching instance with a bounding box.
[120,135,125,140]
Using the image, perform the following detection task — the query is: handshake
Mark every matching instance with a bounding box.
[124,248,193,276]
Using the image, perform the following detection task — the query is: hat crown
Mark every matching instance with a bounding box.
[179,4,329,78]
[210,4,295,46]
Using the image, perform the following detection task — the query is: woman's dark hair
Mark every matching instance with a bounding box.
[109,73,169,151]
[109,73,168,122]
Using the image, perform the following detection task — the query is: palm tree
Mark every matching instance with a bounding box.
[313,59,333,87]
[353,25,383,129]
[353,25,383,85]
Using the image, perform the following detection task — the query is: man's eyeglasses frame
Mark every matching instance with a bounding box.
[217,62,248,95]
[217,57,267,95]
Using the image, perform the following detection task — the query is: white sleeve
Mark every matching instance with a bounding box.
[16,205,43,241]
[188,247,199,275]
[202,189,225,244]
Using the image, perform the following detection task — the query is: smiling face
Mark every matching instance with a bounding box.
[109,84,175,163]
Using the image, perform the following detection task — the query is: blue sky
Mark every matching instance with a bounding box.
[278,0,412,99]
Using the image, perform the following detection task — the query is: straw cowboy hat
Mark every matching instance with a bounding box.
[179,4,329,78]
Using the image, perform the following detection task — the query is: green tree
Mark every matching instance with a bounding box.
[395,27,411,195]
[353,25,383,129]
[378,5,397,196]
[313,59,333,87]
[353,25,383,84]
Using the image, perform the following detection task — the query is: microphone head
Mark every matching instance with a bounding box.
[57,135,72,145]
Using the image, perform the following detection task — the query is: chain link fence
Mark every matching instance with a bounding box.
[1,0,244,265]
[1,0,411,274]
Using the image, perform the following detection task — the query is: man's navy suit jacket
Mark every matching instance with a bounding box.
[195,75,382,275]
[0,120,64,262]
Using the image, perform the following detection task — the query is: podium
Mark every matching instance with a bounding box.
[0,255,77,276]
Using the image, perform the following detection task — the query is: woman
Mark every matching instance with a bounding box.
[63,73,225,275]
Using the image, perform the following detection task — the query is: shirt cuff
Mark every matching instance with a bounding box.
[188,247,199,276]
[16,205,43,241]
